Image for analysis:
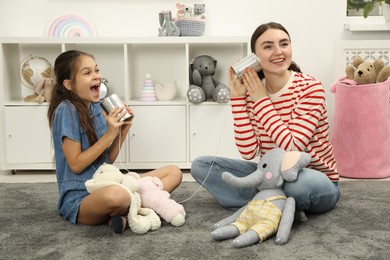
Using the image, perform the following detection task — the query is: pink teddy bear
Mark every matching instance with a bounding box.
[128,173,186,227]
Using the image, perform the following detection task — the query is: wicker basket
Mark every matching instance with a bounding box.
[175,18,205,36]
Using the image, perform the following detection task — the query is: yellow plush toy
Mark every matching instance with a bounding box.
[85,163,161,234]
[345,56,390,84]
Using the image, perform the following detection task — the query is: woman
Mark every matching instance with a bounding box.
[191,22,340,219]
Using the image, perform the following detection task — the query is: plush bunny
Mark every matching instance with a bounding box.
[85,163,161,234]
[187,55,230,103]
[127,173,186,227]
[158,10,180,37]
[23,78,54,104]
[211,148,311,248]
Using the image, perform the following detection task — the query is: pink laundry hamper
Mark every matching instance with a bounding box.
[329,77,390,178]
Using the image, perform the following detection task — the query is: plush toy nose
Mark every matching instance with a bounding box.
[358,70,363,77]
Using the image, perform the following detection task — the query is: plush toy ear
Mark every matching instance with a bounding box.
[212,56,217,76]
[189,58,195,84]
[345,65,356,80]
[281,151,311,182]
[373,59,384,73]
[352,56,364,68]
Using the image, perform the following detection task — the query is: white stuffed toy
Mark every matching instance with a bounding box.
[85,163,161,234]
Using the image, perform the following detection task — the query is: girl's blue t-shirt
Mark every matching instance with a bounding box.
[52,100,109,211]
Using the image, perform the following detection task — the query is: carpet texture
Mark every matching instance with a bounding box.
[0,181,389,260]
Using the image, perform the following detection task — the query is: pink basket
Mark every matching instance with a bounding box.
[330,78,390,178]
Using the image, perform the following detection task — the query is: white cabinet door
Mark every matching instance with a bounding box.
[4,106,53,164]
[189,104,242,161]
[129,105,186,163]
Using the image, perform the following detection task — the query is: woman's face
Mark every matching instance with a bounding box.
[72,55,102,105]
[254,28,292,75]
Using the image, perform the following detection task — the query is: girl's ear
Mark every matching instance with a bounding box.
[63,79,72,91]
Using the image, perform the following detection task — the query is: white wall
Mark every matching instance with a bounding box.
[0,0,389,124]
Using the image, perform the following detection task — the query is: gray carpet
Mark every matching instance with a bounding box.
[0,181,389,260]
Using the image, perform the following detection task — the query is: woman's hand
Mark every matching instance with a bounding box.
[242,67,267,102]
[228,67,247,97]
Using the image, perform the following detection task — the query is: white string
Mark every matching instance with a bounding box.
[117,125,131,174]
[179,79,236,204]
[114,87,235,205]
[177,157,216,204]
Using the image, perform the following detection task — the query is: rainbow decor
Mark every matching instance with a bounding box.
[47,14,97,37]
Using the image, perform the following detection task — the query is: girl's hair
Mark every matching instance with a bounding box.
[47,50,99,150]
[250,22,301,78]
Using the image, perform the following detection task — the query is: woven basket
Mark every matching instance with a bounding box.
[175,18,205,36]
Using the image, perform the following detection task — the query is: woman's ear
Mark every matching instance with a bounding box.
[63,79,72,91]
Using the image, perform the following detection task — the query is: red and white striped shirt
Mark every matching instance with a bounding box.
[230,71,338,182]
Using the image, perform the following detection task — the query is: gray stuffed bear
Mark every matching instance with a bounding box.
[187,55,230,103]
[211,148,311,248]
[193,4,206,19]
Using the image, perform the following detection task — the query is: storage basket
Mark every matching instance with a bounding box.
[330,77,390,178]
[175,18,205,36]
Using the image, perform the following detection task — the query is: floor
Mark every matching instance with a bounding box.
[1,169,389,183]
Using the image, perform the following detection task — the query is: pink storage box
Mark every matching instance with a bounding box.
[330,78,390,178]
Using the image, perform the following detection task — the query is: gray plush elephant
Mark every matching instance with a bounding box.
[187,55,230,103]
[211,148,311,248]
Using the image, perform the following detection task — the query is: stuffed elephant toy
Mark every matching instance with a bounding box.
[211,148,311,248]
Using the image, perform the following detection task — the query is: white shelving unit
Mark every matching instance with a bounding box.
[0,37,250,172]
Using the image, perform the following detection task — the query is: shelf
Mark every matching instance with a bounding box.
[345,16,390,31]
[0,36,249,45]
[345,22,390,31]
[0,37,249,171]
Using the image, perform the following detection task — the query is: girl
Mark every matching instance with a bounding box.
[48,50,182,234]
[191,22,340,220]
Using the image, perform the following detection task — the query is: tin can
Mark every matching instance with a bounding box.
[101,94,132,121]
[231,53,262,80]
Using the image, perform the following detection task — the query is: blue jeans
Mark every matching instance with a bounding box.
[191,156,340,213]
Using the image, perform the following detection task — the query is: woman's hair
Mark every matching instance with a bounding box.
[47,50,99,150]
[250,22,301,77]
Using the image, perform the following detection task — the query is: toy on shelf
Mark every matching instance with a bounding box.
[158,10,180,37]
[21,55,55,104]
[187,55,230,103]
[140,73,157,102]
[155,81,177,101]
[174,3,206,36]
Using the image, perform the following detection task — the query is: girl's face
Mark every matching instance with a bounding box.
[72,55,102,106]
[254,28,292,75]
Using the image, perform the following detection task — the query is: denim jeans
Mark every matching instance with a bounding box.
[190,155,340,213]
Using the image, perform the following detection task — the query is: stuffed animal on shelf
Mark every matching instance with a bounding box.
[158,10,180,37]
[24,78,55,104]
[176,2,193,18]
[211,148,311,248]
[193,4,206,19]
[345,56,390,84]
[127,173,186,227]
[187,55,230,103]
[85,163,161,234]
